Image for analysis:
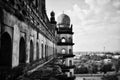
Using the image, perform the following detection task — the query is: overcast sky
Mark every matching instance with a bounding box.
[46,0,120,52]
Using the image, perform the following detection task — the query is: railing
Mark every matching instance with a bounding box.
[57,53,75,58]
[59,65,75,69]
[57,27,73,34]
[57,42,74,45]
[57,30,74,34]
[28,57,54,73]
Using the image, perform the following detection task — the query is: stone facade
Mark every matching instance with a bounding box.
[0,0,76,80]
[0,0,57,70]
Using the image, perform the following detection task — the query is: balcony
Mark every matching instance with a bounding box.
[57,53,75,58]
[57,27,74,34]
[59,65,75,70]
[62,69,69,72]
[57,42,74,46]
[57,31,74,34]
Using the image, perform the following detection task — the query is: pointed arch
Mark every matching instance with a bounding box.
[61,48,66,54]
[36,42,39,60]
[30,40,34,63]
[19,37,26,65]
[69,37,72,42]
[69,60,72,66]
[1,32,12,68]
[45,45,47,57]
[41,43,44,59]
[69,49,72,54]
[61,37,66,43]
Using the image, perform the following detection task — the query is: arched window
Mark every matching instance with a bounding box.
[69,37,72,42]
[1,32,12,68]
[70,72,72,77]
[61,37,66,43]
[69,49,72,54]
[30,40,34,63]
[45,45,47,59]
[69,60,72,66]
[41,44,44,59]
[61,49,66,54]
[36,42,39,60]
[19,37,26,64]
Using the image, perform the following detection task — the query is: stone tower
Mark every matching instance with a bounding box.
[57,13,75,80]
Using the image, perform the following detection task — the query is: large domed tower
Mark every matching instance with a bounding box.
[57,13,75,80]
[57,14,70,27]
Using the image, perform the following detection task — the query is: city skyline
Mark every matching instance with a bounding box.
[46,0,120,52]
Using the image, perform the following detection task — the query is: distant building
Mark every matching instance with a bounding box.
[56,13,75,80]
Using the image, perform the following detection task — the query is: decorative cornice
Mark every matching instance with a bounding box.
[0,0,56,42]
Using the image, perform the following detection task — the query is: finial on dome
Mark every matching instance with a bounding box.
[50,11,55,17]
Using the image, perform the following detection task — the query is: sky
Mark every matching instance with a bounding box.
[46,0,120,52]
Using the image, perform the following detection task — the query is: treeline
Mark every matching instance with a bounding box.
[74,63,114,74]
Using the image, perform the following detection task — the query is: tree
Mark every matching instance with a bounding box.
[101,75,118,80]
[115,58,120,73]
[74,65,88,74]
[100,63,113,73]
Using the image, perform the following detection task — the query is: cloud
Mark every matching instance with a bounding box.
[70,0,120,25]
[65,0,120,52]
[112,0,120,9]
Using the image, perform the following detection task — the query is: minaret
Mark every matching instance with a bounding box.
[50,11,57,24]
[50,11,57,57]
[57,13,75,80]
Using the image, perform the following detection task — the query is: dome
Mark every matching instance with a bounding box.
[57,13,70,27]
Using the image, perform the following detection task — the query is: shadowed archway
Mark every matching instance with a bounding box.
[41,44,43,59]
[30,40,34,62]
[1,32,12,69]
[19,37,26,65]
[36,42,39,60]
